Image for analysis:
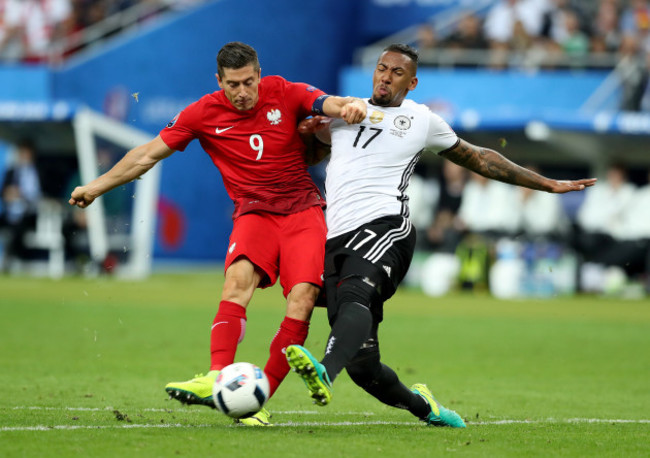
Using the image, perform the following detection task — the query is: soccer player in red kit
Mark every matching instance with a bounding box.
[69,42,367,426]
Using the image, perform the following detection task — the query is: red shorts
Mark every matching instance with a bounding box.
[224,205,326,297]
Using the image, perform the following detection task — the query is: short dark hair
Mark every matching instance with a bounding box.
[216,42,260,78]
[383,43,419,72]
[608,161,628,176]
[17,138,36,151]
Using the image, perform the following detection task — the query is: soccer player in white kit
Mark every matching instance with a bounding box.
[287,44,596,427]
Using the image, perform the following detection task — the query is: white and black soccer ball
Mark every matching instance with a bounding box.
[212,362,270,419]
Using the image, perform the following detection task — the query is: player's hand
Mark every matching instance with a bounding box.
[69,186,98,208]
[298,115,331,134]
[341,98,367,124]
[547,178,597,194]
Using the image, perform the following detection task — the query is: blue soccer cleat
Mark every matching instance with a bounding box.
[286,345,332,406]
[411,383,466,428]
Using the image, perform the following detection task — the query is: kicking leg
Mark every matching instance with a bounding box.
[345,324,430,418]
[165,258,261,407]
[346,332,466,428]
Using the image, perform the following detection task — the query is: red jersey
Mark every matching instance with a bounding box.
[159,75,326,219]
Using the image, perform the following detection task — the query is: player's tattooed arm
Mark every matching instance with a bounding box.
[440,139,597,194]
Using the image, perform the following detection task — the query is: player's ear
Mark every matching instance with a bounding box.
[216,73,223,89]
[408,76,418,91]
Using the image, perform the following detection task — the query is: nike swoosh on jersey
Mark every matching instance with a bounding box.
[215,126,234,134]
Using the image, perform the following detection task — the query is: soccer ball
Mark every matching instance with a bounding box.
[212,362,270,419]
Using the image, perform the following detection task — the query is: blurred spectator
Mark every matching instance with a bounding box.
[0,0,24,61]
[0,0,203,63]
[73,0,109,29]
[617,34,649,110]
[457,172,521,238]
[0,140,42,271]
[575,162,636,261]
[443,12,489,50]
[620,168,650,241]
[484,0,548,44]
[620,0,650,38]
[426,161,467,252]
[540,0,590,42]
[515,166,569,240]
[597,168,650,282]
[511,13,535,54]
[591,0,622,53]
[618,0,650,110]
[406,169,439,242]
[484,0,550,68]
[416,0,634,71]
[415,23,437,51]
[559,9,590,57]
[0,0,73,63]
[578,167,650,292]
[432,171,521,291]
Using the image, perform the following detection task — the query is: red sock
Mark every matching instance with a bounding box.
[264,316,309,397]
[210,300,247,371]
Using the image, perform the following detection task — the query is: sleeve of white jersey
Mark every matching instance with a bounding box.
[425,112,459,155]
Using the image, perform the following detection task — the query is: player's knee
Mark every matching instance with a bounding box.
[346,346,381,389]
[286,283,319,320]
[285,299,314,321]
[337,275,381,308]
[347,366,372,389]
[222,259,262,304]
[221,281,253,305]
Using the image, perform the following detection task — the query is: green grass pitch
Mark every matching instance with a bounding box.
[1,271,649,457]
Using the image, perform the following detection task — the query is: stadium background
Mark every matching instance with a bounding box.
[0,0,649,293]
[1,2,649,454]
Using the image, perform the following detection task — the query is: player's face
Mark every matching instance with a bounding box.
[217,65,261,111]
[371,51,418,107]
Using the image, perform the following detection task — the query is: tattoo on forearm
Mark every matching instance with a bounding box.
[441,141,548,191]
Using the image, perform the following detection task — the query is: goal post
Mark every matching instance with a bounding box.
[0,100,160,278]
[72,107,160,279]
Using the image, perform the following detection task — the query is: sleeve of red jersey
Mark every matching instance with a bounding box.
[158,101,201,152]
[283,81,327,119]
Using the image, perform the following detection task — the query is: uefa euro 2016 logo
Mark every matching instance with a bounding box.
[224,374,249,392]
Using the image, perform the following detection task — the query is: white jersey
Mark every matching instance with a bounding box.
[325,99,459,239]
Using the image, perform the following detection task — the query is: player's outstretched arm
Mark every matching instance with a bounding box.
[69,135,175,208]
[440,139,597,193]
[321,96,367,124]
